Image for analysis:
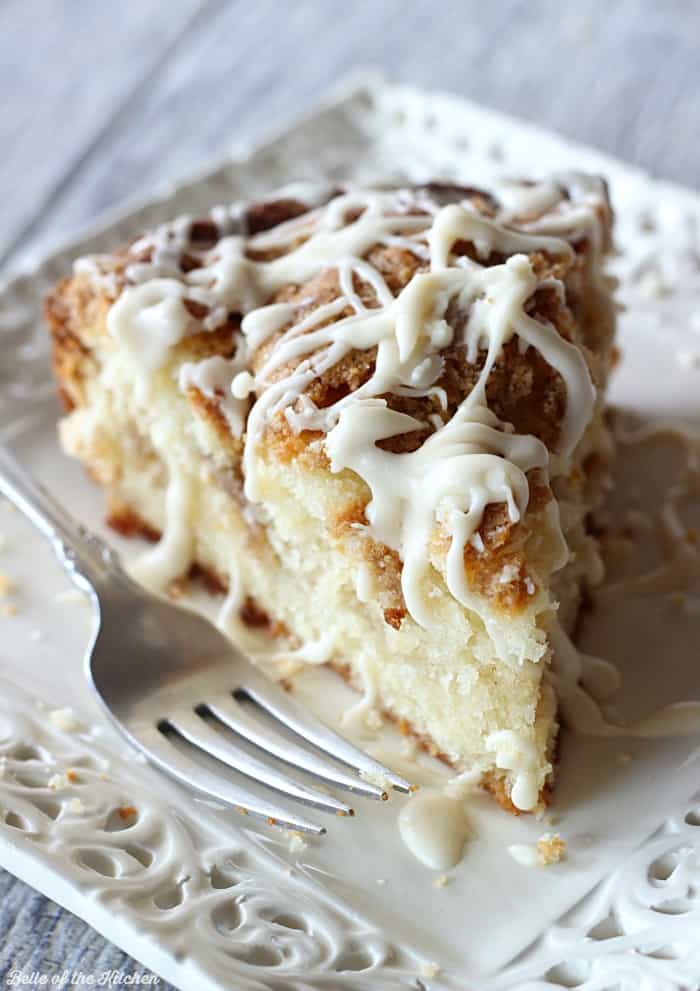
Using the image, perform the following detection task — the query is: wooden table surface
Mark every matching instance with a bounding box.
[1,0,698,984]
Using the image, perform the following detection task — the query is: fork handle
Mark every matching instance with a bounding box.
[0,443,128,593]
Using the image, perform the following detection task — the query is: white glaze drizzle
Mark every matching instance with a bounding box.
[99,179,607,655]
[484,729,542,811]
[178,347,249,436]
[216,565,244,632]
[128,465,195,590]
[107,278,194,372]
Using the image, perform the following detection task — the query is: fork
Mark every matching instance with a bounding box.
[0,444,411,834]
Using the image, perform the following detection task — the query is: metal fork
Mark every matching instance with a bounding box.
[0,445,411,834]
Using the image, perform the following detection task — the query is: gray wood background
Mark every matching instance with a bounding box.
[0,0,698,984]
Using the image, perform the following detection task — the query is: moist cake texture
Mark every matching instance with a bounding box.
[46,176,616,813]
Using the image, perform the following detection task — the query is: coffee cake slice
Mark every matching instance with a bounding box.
[46,177,615,813]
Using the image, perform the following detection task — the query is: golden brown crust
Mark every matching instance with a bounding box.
[46,182,610,624]
[253,242,579,457]
[45,276,103,411]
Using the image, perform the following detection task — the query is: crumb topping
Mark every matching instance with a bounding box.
[55,177,613,652]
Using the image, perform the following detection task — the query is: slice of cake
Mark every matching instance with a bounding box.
[46,176,615,813]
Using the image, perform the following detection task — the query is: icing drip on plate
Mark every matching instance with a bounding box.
[398,789,472,870]
[553,420,700,741]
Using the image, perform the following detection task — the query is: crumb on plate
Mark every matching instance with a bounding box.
[286,830,307,855]
[49,708,80,733]
[537,832,566,865]
[419,961,441,978]
[48,772,70,791]
[364,708,383,731]
[508,832,567,868]
[54,588,87,606]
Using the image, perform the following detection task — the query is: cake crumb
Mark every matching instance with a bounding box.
[66,769,79,783]
[118,805,137,820]
[276,658,304,679]
[49,708,80,733]
[537,832,566,865]
[1,602,18,617]
[509,834,566,867]
[48,772,70,791]
[360,768,389,791]
[286,830,307,855]
[432,874,449,889]
[0,573,13,596]
[54,588,87,606]
[364,707,383,731]
[419,961,440,979]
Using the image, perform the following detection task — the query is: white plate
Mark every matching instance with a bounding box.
[2,74,700,991]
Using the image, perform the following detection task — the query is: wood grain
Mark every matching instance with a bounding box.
[0,0,205,270]
[2,0,699,273]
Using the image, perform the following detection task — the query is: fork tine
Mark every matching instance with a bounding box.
[240,670,412,793]
[207,695,389,800]
[137,723,325,835]
[167,709,354,816]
